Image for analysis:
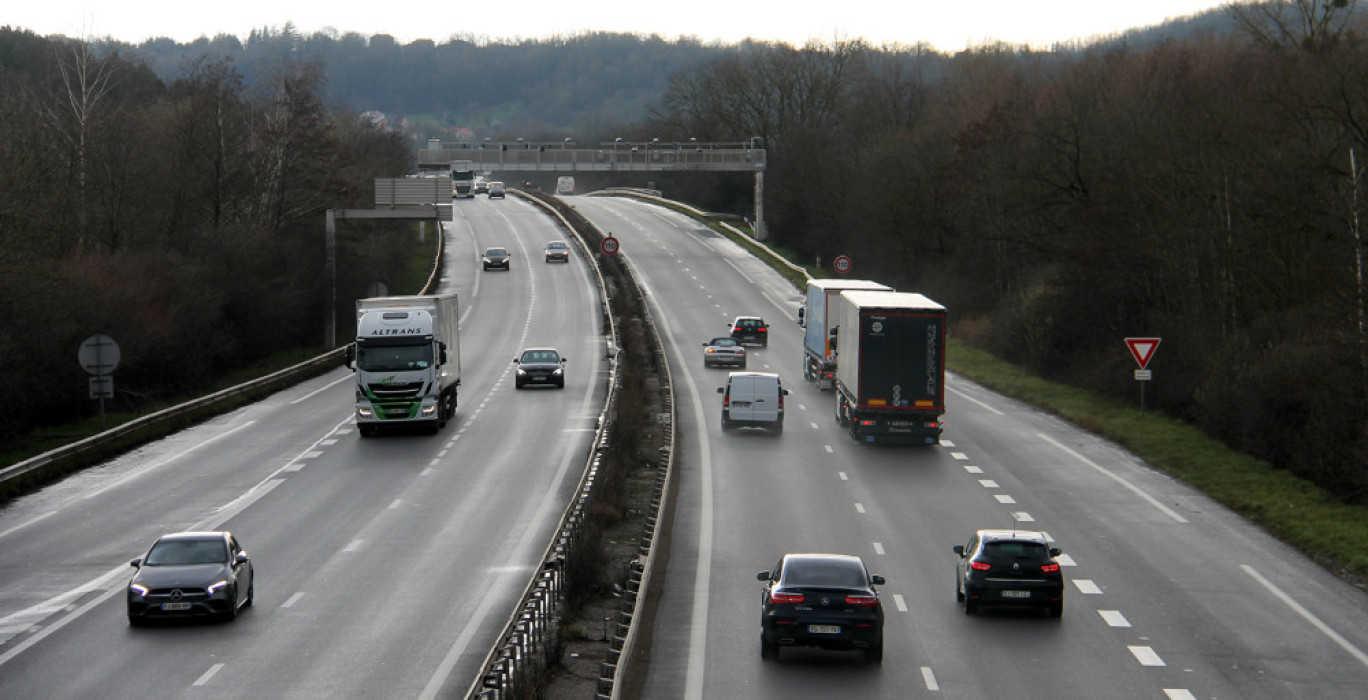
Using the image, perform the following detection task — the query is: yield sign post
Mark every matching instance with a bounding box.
[1124,337,1161,413]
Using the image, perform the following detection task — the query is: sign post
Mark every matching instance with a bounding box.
[1124,337,1161,414]
[79,334,121,429]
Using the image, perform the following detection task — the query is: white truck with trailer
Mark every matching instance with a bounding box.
[346,294,460,436]
[830,291,946,445]
[798,279,893,390]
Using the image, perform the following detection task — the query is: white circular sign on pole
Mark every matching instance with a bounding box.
[78,335,120,376]
[833,255,852,274]
[601,236,620,255]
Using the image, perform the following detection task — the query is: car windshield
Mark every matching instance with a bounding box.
[739,319,762,328]
[983,541,1050,561]
[547,242,566,249]
[710,338,740,347]
[357,344,432,371]
[486,249,507,258]
[521,350,560,363]
[146,539,227,566]
[784,560,866,588]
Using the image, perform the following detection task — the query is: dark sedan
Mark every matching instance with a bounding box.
[954,529,1064,617]
[757,553,885,663]
[483,247,510,270]
[127,531,254,625]
[514,347,566,388]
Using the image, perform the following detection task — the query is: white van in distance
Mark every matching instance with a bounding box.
[717,372,789,434]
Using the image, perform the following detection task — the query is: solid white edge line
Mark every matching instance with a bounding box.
[946,382,1005,415]
[1242,564,1368,668]
[1036,432,1189,523]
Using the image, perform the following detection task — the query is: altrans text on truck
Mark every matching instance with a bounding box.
[831,291,946,445]
[799,279,893,390]
[346,294,461,436]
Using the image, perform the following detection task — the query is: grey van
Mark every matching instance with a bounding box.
[718,372,788,434]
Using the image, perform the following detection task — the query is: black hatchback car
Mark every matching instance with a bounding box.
[483,247,510,270]
[730,316,769,347]
[127,531,254,625]
[757,553,885,663]
[954,529,1064,618]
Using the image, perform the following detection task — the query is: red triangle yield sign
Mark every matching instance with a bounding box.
[1125,338,1162,370]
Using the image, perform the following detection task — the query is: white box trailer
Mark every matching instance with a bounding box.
[799,279,893,390]
[831,290,946,445]
[347,294,460,436]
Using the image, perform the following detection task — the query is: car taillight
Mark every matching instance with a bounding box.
[733,326,743,333]
[970,561,992,571]
[769,591,804,604]
[845,594,879,607]
[1041,563,1060,573]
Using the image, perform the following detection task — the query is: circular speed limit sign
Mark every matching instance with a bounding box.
[601,236,620,255]
[833,255,852,274]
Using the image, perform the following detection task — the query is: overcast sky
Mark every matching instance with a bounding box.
[9,1,1236,51]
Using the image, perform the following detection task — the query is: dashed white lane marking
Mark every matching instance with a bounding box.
[388,499,403,510]
[921,666,940,691]
[872,542,885,555]
[994,495,1017,504]
[950,452,969,460]
[1011,511,1035,522]
[281,592,305,609]
[1163,690,1197,700]
[421,467,435,476]
[283,463,304,472]
[893,595,908,612]
[838,472,849,481]
[1099,610,1131,627]
[941,440,956,447]
[1128,646,1165,667]
[1073,579,1103,595]
[320,439,338,446]
[344,539,365,553]
[301,450,323,459]
[964,465,983,474]
[194,663,225,686]
[1242,564,1368,667]
[978,479,999,488]
[855,503,866,514]
[810,422,820,429]
[825,445,834,453]
[1056,554,1077,567]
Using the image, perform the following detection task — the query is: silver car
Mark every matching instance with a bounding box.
[702,337,747,369]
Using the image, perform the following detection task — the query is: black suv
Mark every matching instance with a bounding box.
[954,529,1064,617]
[757,553,885,663]
[730,316,769,347]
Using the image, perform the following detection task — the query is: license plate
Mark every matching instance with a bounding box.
[161,602,192,611]
[532,377,545,381]
[808,624,840,634]
[1001,590,1031,599]
[732,401,751,408]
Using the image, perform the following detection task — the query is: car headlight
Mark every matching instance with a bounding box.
[516,368,527,377]
[207,580,230,595]
[129,583,149,597]
[552,368,563,376]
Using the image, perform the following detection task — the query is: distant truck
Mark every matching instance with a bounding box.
[346,294,460,437]
[798,279,893,390]
[830,291,946,445]
[452,161,475,198]
[556,176,575,195]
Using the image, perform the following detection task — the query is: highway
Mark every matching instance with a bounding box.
[0,194,608,699]
[568,194,1368,700]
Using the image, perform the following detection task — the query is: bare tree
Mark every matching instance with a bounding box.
[1229,0,1359,53]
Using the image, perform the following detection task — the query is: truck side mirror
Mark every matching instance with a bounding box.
[344,345,355,369]
[439,342,448,365]
[828,328,838,352]
[797,307,805,327]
